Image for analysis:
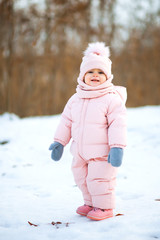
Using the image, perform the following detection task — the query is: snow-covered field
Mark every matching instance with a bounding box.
[0,106,160,240]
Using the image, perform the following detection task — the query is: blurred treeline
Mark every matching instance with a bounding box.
[0,0,160,117]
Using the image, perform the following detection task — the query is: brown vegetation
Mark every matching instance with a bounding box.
[0,0,160,117]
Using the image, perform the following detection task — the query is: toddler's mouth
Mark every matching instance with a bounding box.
[91,79,99,82]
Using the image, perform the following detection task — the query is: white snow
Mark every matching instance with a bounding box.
[0,106,160,240]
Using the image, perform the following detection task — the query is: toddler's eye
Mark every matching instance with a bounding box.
[99,71,104,74]
[88,71,93,74]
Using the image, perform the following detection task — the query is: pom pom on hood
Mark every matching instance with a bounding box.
[84,42,110,58]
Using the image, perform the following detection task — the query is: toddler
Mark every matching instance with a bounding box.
[49,42,127,221]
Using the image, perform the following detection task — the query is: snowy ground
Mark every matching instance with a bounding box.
[0,106,160,240]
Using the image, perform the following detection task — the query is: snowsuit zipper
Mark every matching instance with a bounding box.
[78,99,89,158]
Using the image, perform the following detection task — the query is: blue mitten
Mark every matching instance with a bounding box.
[49,142,64,161]
[108,147,123,167]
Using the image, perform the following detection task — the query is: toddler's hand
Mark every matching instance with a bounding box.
[108,147,123,167]
[49,142,64,161]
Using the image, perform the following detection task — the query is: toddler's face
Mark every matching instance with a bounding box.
[84,69,107,86]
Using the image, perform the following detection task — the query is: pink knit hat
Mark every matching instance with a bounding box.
[78,42,112,82]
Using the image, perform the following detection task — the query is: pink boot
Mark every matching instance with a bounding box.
[87,208,113,221]
[76,204,93,216]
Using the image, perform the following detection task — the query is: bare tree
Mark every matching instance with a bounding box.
[0,0,14,113]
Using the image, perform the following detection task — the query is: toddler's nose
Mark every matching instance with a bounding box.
[93,72,98,77]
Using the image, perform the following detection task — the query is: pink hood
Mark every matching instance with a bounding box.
[114,86,127,104]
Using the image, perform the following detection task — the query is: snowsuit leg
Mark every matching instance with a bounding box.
[72,153,117,209]
[71,153,92,206]
[87,157,117,209]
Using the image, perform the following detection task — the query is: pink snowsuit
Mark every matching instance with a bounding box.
[54,77,127,209]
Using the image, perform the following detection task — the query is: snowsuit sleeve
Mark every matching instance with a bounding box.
[54,95,74,146]
[107,93,127,148]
